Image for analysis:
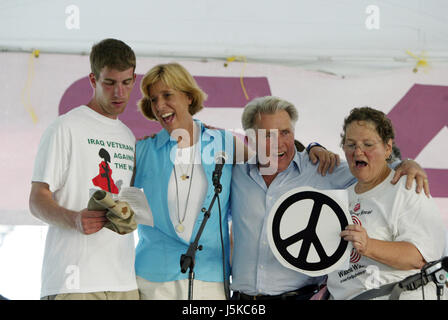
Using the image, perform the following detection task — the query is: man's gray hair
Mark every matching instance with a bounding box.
[241,96,299,130]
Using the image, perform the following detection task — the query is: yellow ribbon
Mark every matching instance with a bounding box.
[406,50,429,73]
[225,56,250,100]
[21,50,39,123]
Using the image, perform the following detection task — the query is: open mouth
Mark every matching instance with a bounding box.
[160,112,175,124]
[262,152,286,165]
[355,160,368,168]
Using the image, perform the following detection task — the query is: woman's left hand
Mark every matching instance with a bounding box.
[340,224,370,256]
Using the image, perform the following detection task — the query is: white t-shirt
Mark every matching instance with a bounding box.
[327,170,445,300]
[32,106,137,297]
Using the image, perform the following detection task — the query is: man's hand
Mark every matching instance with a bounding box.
[390,159,430,197]
[75,209,108,235]
[138,134,156,141]
[309,146,341,176]
[203,123,220,130]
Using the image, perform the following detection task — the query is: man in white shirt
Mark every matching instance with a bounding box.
[29,38,139,300]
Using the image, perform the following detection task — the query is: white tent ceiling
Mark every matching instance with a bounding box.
[1,0,447,75]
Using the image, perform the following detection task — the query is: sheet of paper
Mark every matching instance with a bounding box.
[118,187,153,227]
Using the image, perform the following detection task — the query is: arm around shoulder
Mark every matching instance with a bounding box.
[233,135,253,164]
[390,159,430,197]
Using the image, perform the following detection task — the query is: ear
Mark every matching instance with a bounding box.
[385,138,393,159]
[242,129,257,153]
[186,93,193,106]
[88,73,97,89]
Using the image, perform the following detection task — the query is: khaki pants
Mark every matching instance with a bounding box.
[41,289,139,300]
[137,276,226,300]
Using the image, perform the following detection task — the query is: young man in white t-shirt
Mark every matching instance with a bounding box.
[29,38,138,300]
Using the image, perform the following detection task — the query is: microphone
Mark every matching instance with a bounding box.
[397,256,447,297]
[423,256,448,277]
[442,256,448,271]
[212,151,228,187]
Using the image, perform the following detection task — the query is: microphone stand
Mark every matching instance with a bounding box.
[180,179,223,300]
[389,258,447,300]
[421,258,447,300]
[352,257,447,300]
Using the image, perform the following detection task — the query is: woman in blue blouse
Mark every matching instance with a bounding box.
[133,63,235,300]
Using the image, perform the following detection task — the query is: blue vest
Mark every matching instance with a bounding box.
[134,120,233,282]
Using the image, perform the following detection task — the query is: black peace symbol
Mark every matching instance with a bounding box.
[271,190,349,272]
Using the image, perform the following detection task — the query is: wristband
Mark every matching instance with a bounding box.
[306,142,326,154]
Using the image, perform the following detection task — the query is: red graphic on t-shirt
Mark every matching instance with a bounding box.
[351,215,362,226]
[350,215,362,263]
[354,203,360,212]
[92,148,119,194]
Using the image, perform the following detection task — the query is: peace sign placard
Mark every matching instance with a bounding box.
[267,187,352,277]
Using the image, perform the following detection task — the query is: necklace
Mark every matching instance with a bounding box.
[178,165,191,181]
[173,164,194,233]
[173,143,196,233]
[176,144,195,180]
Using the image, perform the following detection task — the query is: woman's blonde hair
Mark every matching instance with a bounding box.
[138,63,207,121]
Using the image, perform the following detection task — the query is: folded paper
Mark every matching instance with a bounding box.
[87,190,137,235]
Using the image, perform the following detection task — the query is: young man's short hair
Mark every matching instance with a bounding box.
[90,38,136,79]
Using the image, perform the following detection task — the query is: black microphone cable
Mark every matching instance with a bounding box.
[217,193,230,300]
[421,270,425,300]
